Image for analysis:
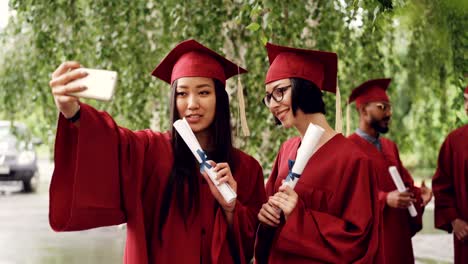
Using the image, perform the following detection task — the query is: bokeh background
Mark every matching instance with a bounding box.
[0,0,466,263]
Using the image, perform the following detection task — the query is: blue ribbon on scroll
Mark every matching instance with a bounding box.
[197,149,212,173]
[285,159,301,182]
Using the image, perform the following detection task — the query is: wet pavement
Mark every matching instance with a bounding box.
[0,186,126,264]
[0,158,125,264]
[0,158,455,264]
[413,201,454,264]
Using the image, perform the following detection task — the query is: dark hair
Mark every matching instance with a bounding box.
[273,77,326,125]
[158,78,235,242]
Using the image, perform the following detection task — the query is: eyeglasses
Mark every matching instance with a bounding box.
[263,85,291,107]
[374,102,392,112]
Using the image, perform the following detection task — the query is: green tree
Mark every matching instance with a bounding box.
[0,0,466,176]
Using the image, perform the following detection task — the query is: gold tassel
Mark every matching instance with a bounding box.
[334,82,343,133]
[346,102,351,136]
[237,67,250,136]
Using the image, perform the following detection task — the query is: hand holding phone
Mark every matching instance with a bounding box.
[67,68,118,101]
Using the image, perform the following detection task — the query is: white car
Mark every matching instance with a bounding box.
[0,120,41,192]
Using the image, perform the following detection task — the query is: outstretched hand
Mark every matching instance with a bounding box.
[49,61,87,118]
[420,181,433,206]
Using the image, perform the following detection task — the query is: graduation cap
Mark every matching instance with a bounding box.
[151,39,250,135]
[348,78,391,107]
[346,78,392,135]
[264,42,343,132]
[152,39,247,85]
[265,43,338,93]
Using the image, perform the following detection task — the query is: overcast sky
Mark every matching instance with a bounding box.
[0,0,11,29]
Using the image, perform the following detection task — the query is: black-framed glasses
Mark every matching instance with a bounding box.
[263,85,291,107]
[374,102,392,112]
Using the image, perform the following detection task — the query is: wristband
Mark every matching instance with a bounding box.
[66,107,81,123]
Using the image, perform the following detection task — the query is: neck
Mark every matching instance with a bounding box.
[195,129,212,151]
[294,111,337,146]
[359,120,378,138]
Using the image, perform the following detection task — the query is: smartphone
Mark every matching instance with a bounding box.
[67,68,118,101]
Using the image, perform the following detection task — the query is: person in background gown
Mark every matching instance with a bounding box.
[254,42,381,264]
[347,78,432,263]
[48,39,266,264]
[432,85,468,264]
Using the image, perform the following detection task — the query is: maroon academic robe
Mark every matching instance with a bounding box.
[49,103,266,264]
[348,133,424,263]
[255,134,381,264]
[432,125,468,264]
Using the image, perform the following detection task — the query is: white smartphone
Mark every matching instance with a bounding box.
[67,68,118,101]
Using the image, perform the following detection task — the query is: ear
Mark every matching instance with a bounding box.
[358,105,368,118]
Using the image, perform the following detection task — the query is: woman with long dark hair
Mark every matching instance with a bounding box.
[254,43,381,263]
[48,39,266,264]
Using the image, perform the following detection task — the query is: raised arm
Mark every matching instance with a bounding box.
[48,62,158,231]
[49,61,89,126]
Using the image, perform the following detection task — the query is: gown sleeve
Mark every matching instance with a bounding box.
[394,143,424,235]
[254,147,283,264]
[211,154,266,264]
[432,135,457,232]
[273,157,380,263]
[49,103,154,231]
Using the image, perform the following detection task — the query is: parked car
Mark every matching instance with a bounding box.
[0,120,41,192]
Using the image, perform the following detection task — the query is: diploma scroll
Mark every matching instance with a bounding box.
[283,123,325,189]
[388,166,417,217]
[173,118,237,203]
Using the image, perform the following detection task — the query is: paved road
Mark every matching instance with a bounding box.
[0,158,455,264]
[0,186,126,264]
[0,158,125,264]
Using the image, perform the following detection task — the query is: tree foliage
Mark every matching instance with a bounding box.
[0,0,466,176]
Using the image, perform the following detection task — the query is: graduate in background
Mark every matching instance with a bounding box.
[254,43,381,264]
[48,39,266,264]
[432,85,468,264]
[347,78,432,263]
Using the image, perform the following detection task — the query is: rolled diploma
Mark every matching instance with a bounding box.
[388,166,417,217]
[173,118,237,203]
[283,123,325,189]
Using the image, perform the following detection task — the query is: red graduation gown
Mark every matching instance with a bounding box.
[49,103,266,264]
[348,133,424,263]
[255,134,381,264]
[432,125,468,264]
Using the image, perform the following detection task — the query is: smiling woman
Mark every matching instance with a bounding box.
[174,77,217,134]
[47,39,266,264]
[255,42,381,264]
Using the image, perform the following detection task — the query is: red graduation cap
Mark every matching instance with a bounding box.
[348,78,392,107]
[151,39,247,85]
[345,78,391,136]
[264,42,338,93]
